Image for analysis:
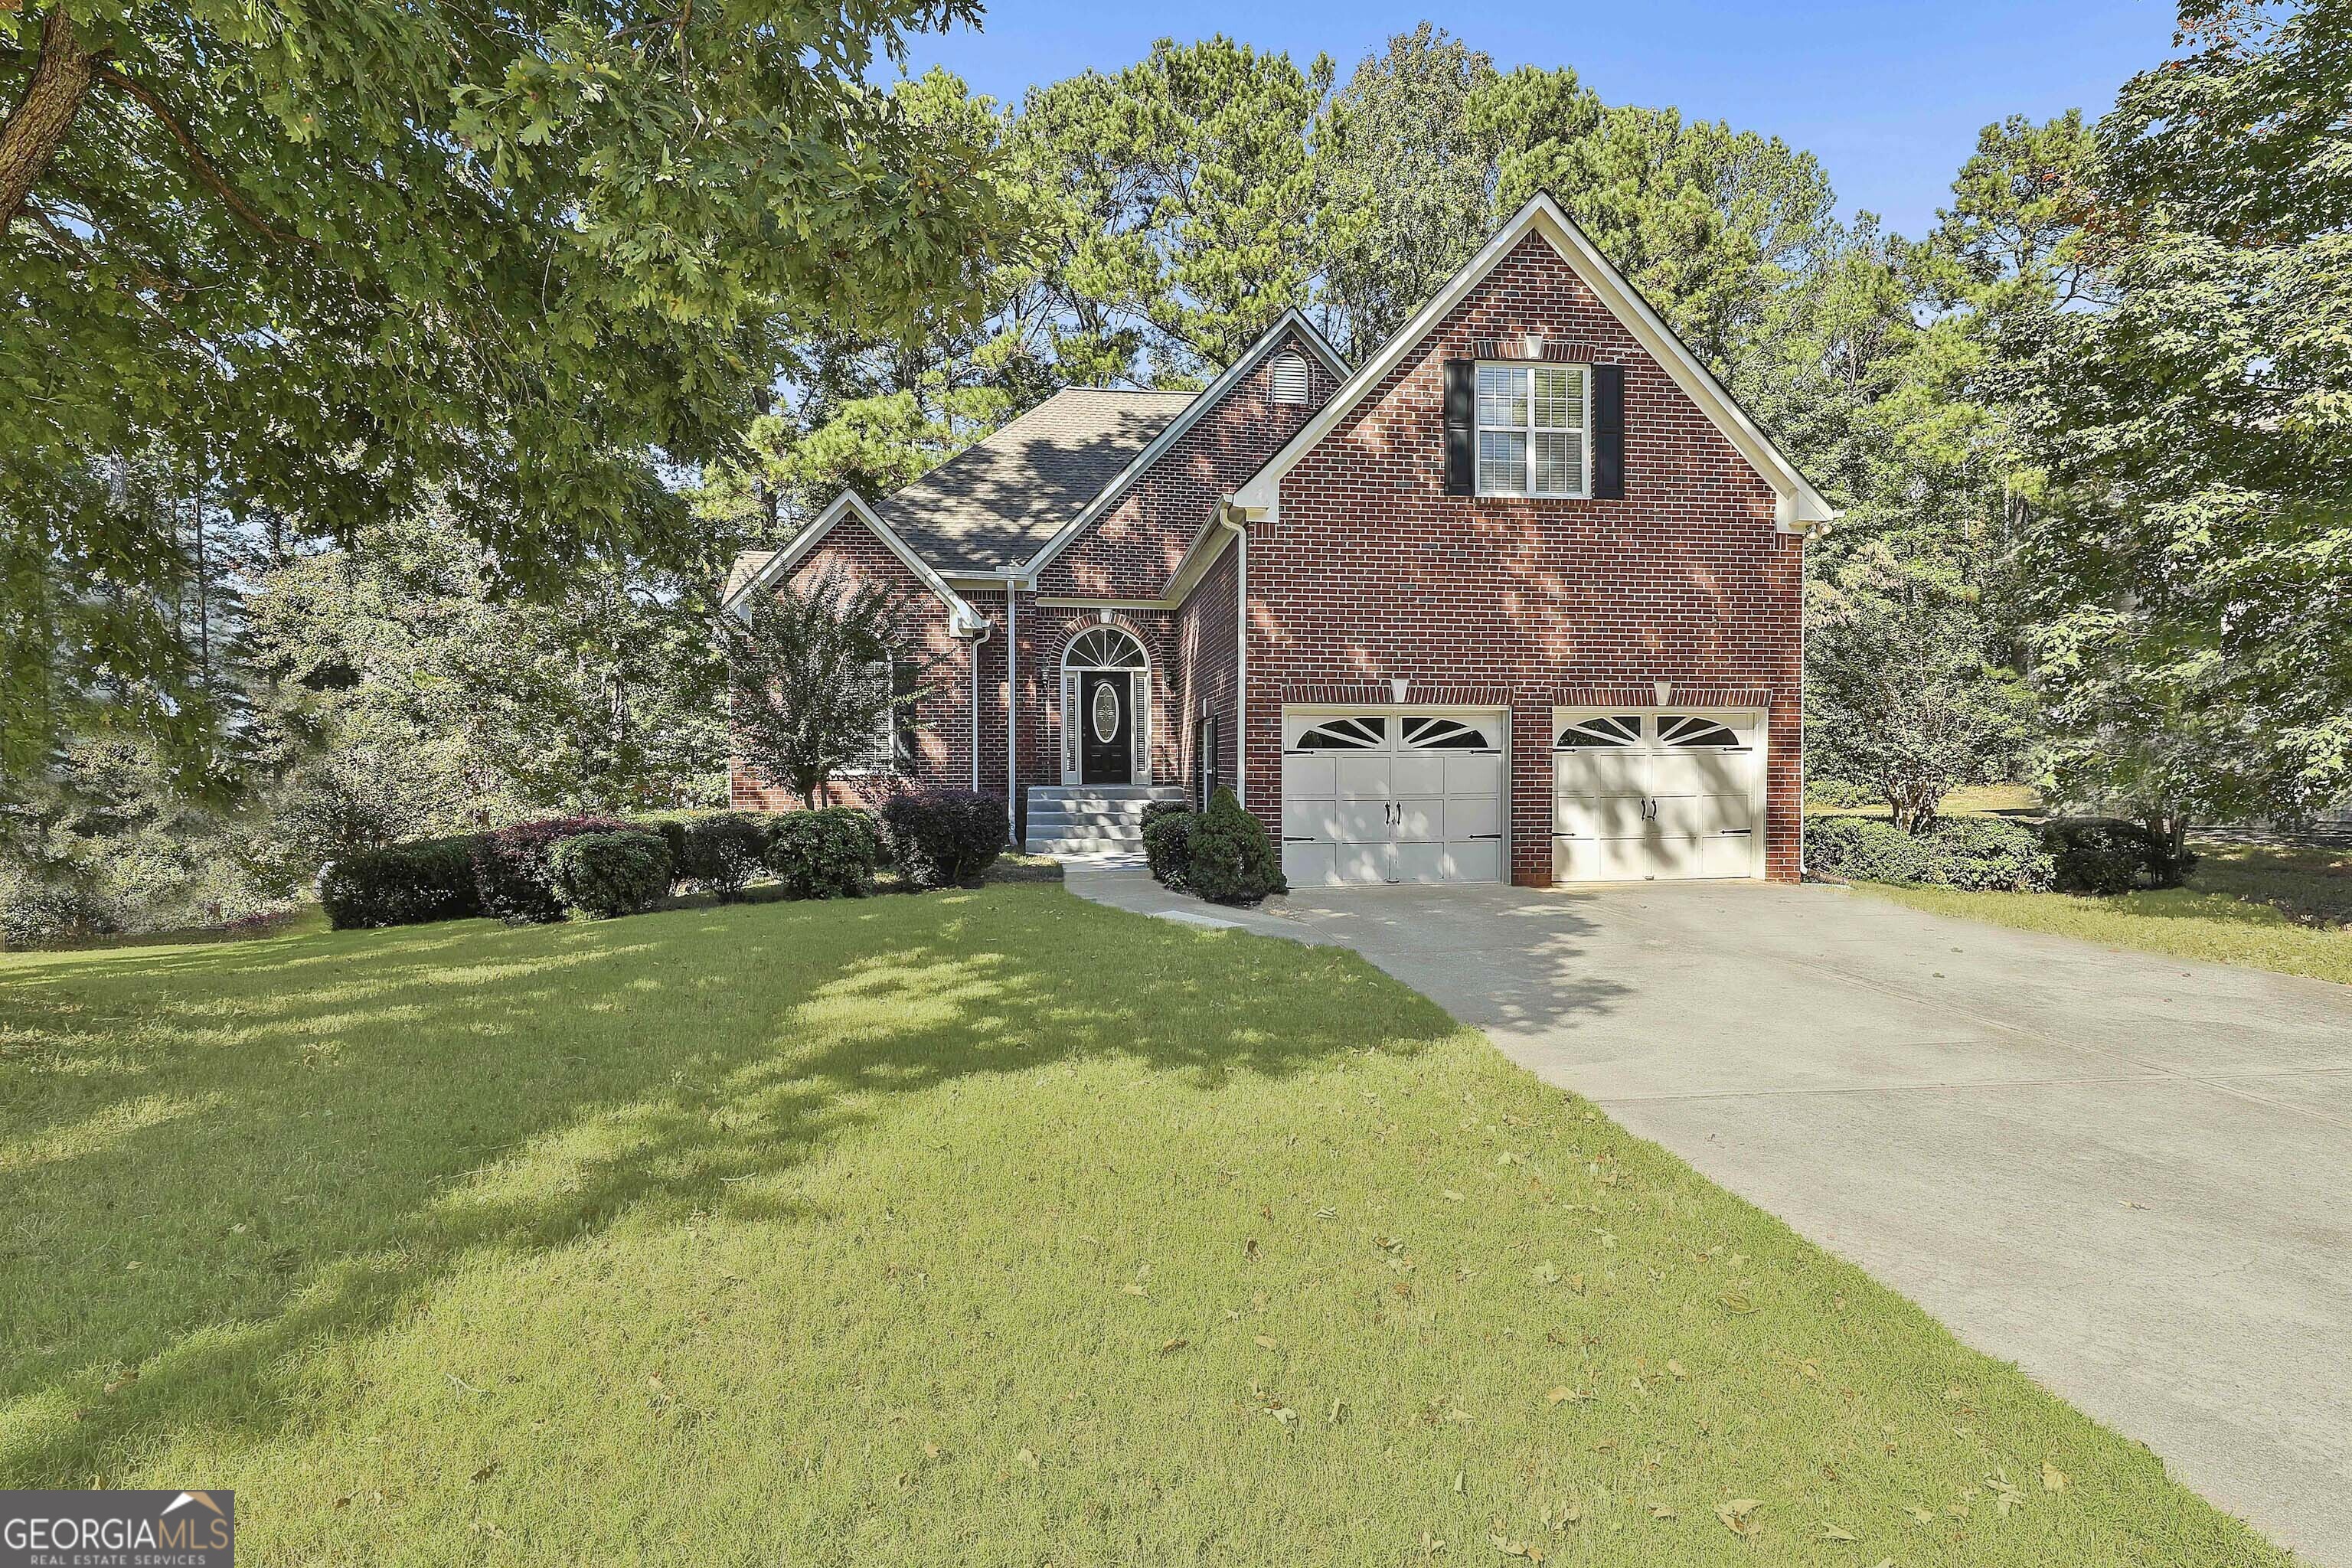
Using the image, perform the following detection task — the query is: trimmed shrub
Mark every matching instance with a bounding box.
[1184,788,1285,906]
[879,789,1006,890]
[679,813,770,900]
[1805,816,1929,885]
[2042,816,2197,895]
[766,808,880,900]
[0,878,117,948]
[1806,815,2053,892]
[1803,776,1878,810]
[630,816,692,887]
[472,815,631,923]
[1921,815,2055,892]
[545,831,672,920]
[320,835,485,929]
[1142,808,1197,890]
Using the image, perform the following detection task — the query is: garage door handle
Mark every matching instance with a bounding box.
[1721,828,1753,836]
[1469,833,1501,841]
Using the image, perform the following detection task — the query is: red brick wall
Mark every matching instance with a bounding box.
[1038,329,1340,599]
[727,515,978,812]
[1250,234,1806,884]
[1174,541,1241,806]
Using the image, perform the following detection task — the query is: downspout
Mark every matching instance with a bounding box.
[1219,503,1249,812]
[965,616,991,793]
[1005,571,1021,846]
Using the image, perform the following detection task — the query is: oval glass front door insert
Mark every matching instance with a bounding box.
[1091,683,1120,743]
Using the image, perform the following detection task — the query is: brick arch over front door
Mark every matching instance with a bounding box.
[1059,624,1149,786]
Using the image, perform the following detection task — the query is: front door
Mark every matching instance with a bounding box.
[1080,671,1132,785]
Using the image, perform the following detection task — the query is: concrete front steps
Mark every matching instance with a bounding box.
[1025,784,1185,856]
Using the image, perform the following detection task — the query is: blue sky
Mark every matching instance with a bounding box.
[898,0,2178,240]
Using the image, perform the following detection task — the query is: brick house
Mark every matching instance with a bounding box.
[725,194,1835,886]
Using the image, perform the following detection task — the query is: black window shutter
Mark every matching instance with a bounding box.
[1442,359,1475,495]
[1591,364,1625,499]
[890,659,917,773]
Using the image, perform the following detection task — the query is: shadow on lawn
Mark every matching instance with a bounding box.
[0,885,1609,1484]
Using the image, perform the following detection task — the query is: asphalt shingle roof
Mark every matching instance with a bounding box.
[876,387,1195,573]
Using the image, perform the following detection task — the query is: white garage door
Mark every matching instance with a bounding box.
[1552,709,1765,881]
[1281,710,1506,887]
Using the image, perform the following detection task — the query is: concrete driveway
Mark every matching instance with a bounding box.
[1066,867,2352,1564]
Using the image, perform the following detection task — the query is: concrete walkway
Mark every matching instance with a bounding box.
[1063,864,2352,1565]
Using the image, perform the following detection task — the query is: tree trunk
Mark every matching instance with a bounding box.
[0,8,101,226]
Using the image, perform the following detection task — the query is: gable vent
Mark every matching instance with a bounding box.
[1269,350,1310,404]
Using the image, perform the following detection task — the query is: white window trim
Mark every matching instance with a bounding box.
[1057,625,1152,786]
[838,659,900,777]
[1475,361,1592,500]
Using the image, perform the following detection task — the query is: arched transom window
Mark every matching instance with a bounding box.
[1063,626,1146,669]
[1557,714,1642,750]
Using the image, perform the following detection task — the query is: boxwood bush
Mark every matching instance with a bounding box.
[879,789,1006,890]
[1142,808,1196,890]
[629,815,692,888]
[2041,816,2197,894]
[679,813,771,900]
[1184,788,1285,906]
[766,807,880,900]
[472,815,631,923]
[320,835,485,929]
[1806,815,2053,892]
[544,830,672,920]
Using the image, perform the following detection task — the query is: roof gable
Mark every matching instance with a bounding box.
[721,492,982,631]
[1232,194,1834,531]
[1019,309,1348,582]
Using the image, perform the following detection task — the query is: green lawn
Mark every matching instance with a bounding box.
[1863,841,2352,988]
[0,890,2291,1565]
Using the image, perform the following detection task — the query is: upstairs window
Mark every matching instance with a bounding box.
[1269,350,1311,404]
[1475,363,1589,498]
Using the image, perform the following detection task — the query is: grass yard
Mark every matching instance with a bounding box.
[1864,841,2352,989]
[0,889,2292,1565]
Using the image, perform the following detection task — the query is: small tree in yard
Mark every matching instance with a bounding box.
[1806,539,2037,832]
[715,566,936,808]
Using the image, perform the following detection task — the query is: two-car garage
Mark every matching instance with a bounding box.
[1279,704,1767,887]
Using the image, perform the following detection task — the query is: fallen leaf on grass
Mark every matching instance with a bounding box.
[1717,1290,1758,1315]
[1545,1387,1583,1406]
[1158,1337,1187,1355]
[1122,1282,1149,1297]
[469,1462,499,1484]
[1443,1190,1466,1203]
[1909,1506,1934,1525]
[1666,1359,1687,1380]
[1713,1498,1762,1537]
[1253,1335,1280,1351]
[1821,1521,1857,1542]
[1488,1534,1543,1560]
[2042,1461,2067,1494]
[1650,1504,1678,1521]
[1014,1447,1039,1471]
